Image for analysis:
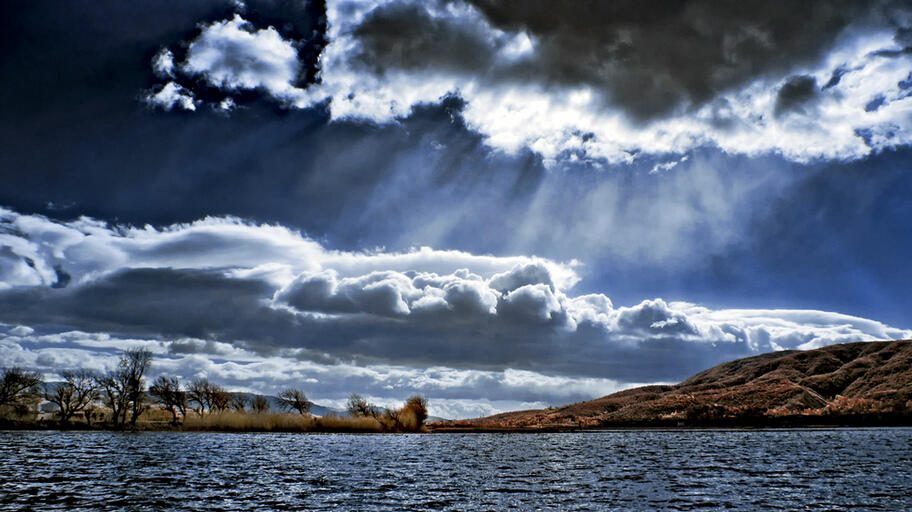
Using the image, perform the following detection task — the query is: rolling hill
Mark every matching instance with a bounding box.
[432,339,912,431]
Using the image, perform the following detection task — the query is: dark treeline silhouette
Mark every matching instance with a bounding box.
[0,348,429,433]
[0,367,42,417]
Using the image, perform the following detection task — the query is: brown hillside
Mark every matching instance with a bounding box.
[433,339,912,431]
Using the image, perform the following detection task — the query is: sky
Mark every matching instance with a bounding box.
[1,0,911,419]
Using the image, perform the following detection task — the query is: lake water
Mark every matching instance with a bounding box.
[1,428,910,511]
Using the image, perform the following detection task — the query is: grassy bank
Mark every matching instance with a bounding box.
[0,408,428,433]
[182,412,391,433]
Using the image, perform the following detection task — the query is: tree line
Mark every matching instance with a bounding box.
[0,348,428,432]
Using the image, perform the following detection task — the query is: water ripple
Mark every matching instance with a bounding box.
[0,428,910,511]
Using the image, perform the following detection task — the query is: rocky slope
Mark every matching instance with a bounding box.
[432,339,912,430]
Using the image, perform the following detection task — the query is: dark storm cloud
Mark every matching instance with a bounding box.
[774,75,819,117]
[351,2,497,74]
[347,0,906,121]
[0,268,278,341]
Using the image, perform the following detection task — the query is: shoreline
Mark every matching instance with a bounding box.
[0,423,424,434]
[428,423,912,433]
[428,413,912,433]
[3,425,911,435]
[4,418,912,435]
[0,412,429,434]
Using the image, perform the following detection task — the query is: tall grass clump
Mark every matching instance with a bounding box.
[345,394,429,433]
[182,411,392,433]
[377,395,428,432]
[313,414,384,432]
[182,411,317,432]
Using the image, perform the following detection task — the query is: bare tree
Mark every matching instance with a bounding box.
[346,393,379,417]
[94,348,152,430]
[229,393,247,412]
[251,395,269,414]
[187,378,210,415]
[277,388,311,415]
[187,378,232,414]
[209,384,231,413]
[149,376,187,425]
[0,367,42,413]
[45,369,99,426]
[124,348,152,428]
[95,369,129,429]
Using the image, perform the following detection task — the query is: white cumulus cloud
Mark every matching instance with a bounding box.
[145,81,196,111]
[183,14,309,103]
[151,48,175,78]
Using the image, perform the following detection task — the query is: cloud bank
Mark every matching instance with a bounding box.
[2,207,908,417]
[147,0,912,164]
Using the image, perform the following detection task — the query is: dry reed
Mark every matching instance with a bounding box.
[181,411,389,432]
[182,411,316,432]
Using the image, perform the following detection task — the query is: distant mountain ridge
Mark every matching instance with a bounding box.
[433,339,912,430]
[229,393,342,417]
